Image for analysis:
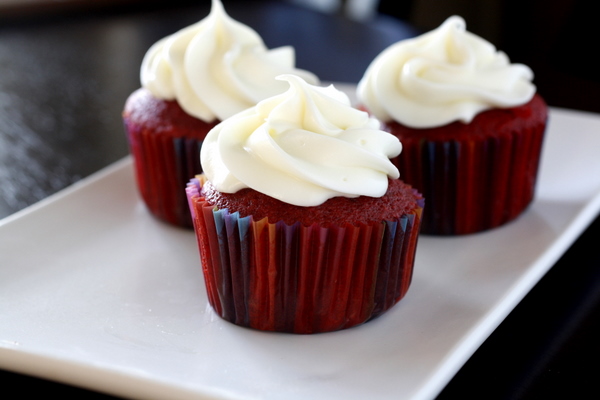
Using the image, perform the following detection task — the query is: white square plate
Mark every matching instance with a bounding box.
[2,84,600,400]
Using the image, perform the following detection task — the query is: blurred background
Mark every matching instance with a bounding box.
[1,0,598,113]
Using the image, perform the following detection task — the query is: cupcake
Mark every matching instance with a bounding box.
[123,0,319,228]
[357,16,548,235]
[186,75,424,334]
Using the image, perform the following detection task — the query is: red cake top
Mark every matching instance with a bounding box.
[383,94,548,141]
[123,88,216,139]
[201,178,423,227]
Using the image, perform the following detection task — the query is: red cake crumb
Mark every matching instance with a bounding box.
[384,94,547,141]
[123,88,215,139]
[201,178,422,227]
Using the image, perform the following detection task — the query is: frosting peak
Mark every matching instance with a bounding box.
[140,0,319,122]
[201,75,402,207]
[357,15,536,128]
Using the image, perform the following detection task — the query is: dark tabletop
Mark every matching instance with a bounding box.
[1,1,599,398]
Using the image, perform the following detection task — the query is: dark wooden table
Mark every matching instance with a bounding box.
[1,1,598,398]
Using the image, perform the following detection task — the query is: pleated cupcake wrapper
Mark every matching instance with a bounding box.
[396,123,545,235]
[124,118,203,228]
[186,177,424,334]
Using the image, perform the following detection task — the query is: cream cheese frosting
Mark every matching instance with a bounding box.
[357,15,536,128]
[201,75,402,206]
[140,0,319,123]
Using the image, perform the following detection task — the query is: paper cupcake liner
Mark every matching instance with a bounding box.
[395,123,545,235]
[124,119,204,228]
[186,178,424,334]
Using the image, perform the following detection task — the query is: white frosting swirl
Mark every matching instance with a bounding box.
[201,75,401,206]
[357,16,536,128]
[140,0,319,122]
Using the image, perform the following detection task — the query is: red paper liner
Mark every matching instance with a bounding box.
[186,177,424,334]
[124,118,207,228]
[389,96,547,235]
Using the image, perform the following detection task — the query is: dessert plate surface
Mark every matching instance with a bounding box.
[2,84,600,400]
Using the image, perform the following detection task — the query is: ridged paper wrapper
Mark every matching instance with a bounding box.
[390,94,547,235]
[186,177,424,334]
[124,118,206,228]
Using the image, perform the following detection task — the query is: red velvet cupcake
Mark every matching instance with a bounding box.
[389,94,546,235]
[123,0,318,228]
[187,177,423,333]
[357,16,548,235]
[187,75,424,333]
[123,89,215,227]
